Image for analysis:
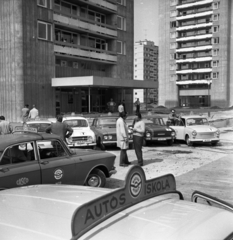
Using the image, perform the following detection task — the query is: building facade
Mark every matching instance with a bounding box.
[134,40,158,104]
[159,0,233,108]
[0,0,156,121]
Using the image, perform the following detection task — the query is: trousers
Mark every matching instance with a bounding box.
[119,149,129,165]
[133,135,143,165]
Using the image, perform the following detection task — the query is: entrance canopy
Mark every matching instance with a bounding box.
[51,76,157,89]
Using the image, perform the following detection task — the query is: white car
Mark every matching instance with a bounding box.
[62,116,96,148]
[170,115,220,146]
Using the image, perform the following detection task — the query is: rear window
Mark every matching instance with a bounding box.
[27,123,51,132]
[64,119,88,127]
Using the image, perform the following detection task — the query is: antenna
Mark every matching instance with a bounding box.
[144,29,147,40]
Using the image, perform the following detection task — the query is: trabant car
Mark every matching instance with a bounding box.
[0,129,116,188]
[90,116,133,150]
[0,166,232,240]
[61,116,96,148]
[169,115,220,146]
[126,115,176,146]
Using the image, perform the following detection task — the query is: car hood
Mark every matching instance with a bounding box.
[97,127,116,135]
[71,128,93,136]
[187,125,218,132]
[146,124,172,132]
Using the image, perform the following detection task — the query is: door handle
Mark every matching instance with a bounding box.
[0,168,9,173]
[40,161,49,165]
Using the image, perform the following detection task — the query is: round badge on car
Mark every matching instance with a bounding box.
[130,173,142,198]
[54,169,63,180]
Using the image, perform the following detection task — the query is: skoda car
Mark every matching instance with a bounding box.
[0,166,232,240]
[169,115,220,146]
[0,128,116,188]
[90,116,133,150]
[126,115,176,146]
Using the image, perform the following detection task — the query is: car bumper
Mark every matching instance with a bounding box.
[190,138,220,143]
[109,167,117,177]
[103,140,133,146]
[68,142,96,147]
[146,136,174,141]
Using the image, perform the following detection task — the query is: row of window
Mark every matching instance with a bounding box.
[170,72,219,81]
[170,61,219,70]
[170,0,220,9]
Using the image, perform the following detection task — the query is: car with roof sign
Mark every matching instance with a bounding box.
[0,165,232,239]
[0,126,116,188]
[169,115,220,146]
[126,115,176,146]
[90,116,133,150]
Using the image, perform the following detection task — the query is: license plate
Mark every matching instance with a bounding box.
[75,141,85,145]
[158,138,166,141]
[203,139,211,142]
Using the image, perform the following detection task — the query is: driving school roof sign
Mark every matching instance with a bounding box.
[71,165,180,239]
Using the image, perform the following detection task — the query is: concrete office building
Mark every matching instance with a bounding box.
[0,0,155,121]
[159,0,233,108]
[134,40,158,104]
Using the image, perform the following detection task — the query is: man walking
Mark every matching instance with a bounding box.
[21,104,29,123]
[134,98,141,114]
[28,104,39,119]
[45,114,73,142]
[0,116,12,135]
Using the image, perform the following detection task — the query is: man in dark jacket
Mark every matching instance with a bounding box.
[46,115,73,142]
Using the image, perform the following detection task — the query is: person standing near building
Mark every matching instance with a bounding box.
[28,104,39,120]
[21,104,29,123]
[134,98,141,114]
[133,113,145,166]
[107,98,116,113]
[116,111,131,167]
[168,109,179,125]
[45,114,73,142]
[0,116,12,135]
[118,101,124,114]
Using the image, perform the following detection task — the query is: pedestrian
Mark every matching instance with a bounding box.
[116,111,131,167]
[0,116,12,135]
[133,113,145,166]
[28,104,39,120]
[168,109,179,126]
[134,98,141,114]
[45,114,73,142]
[118,101,124,114]
[21,104,29,123]
[107,98,116,113]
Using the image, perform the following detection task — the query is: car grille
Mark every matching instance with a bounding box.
[198,132,215,139]
[153,132,169,137]
[72,136,88,141]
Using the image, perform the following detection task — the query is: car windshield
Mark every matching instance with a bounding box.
[27,123,51,132]
[146,118,165,126]
[99,119,116,127]
[64,119,88,127]
[186,118,209,126]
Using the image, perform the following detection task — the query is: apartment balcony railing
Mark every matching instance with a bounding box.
[176,22,213,31]
[178,18,212,27]
[176,67,212,74]
[53,12,117,38]
[54,42,117,63]
[74,0,117,12]
[178,7,212,17]
[177,34,212,42]
[178,41,212,49]
[176,45,212,52]
[176,11,213,21]
[177,30,212,38]
[176,0,213,8]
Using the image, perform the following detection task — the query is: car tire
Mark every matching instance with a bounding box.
[97,138,106,151]
[85,169,106,187]
[167,139,173,146]
[185,135,193,146]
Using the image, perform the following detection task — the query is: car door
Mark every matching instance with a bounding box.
[37,139,76,184]
[0,141,41,189]
[171,118,186,140]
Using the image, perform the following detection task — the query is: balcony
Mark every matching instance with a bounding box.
[54,43,117,63]
[176,22,212,31]
[176,10,213,21]
[177,33,212,42]
[176,68,212,74]
[176,45,212,52]
[176,0,213,9]
[88,0,117,12]
[176,56,212,63]
[177,6,212,17]
[53,12,117,38]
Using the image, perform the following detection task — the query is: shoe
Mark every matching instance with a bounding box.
[120,164,128,167]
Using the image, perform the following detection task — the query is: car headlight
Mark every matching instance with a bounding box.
[166,128,171,131]
[108,135,112,140]
[103,135,108,140]
[216,130,220,136]
[192,130,197,136]
[171,131,176,137]
[87,136,93,142]
[66,137,73,144]
[146,132,151,138]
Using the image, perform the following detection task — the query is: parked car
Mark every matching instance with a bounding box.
[0,129,116,188]
[25,119,52,132]
[61,116,97,148]
[90,116,133,150]
[126,115,176,146]
[0,166,232,240]
[169,115,220,146]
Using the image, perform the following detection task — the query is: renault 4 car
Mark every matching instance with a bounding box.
[62,116,96,148]
[0,128,116,188]
[126,115,176,146]
[169,115,220,146]
[0,166,232,240]
[90,116,133,150]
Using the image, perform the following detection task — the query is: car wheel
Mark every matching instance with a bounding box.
[85,169,106,187]
[167,139,173,146]
[185,135,193,146]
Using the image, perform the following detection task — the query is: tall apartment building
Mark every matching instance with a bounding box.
[159,0,233,108]
[0,0,155,121]
[134,40,158,104]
